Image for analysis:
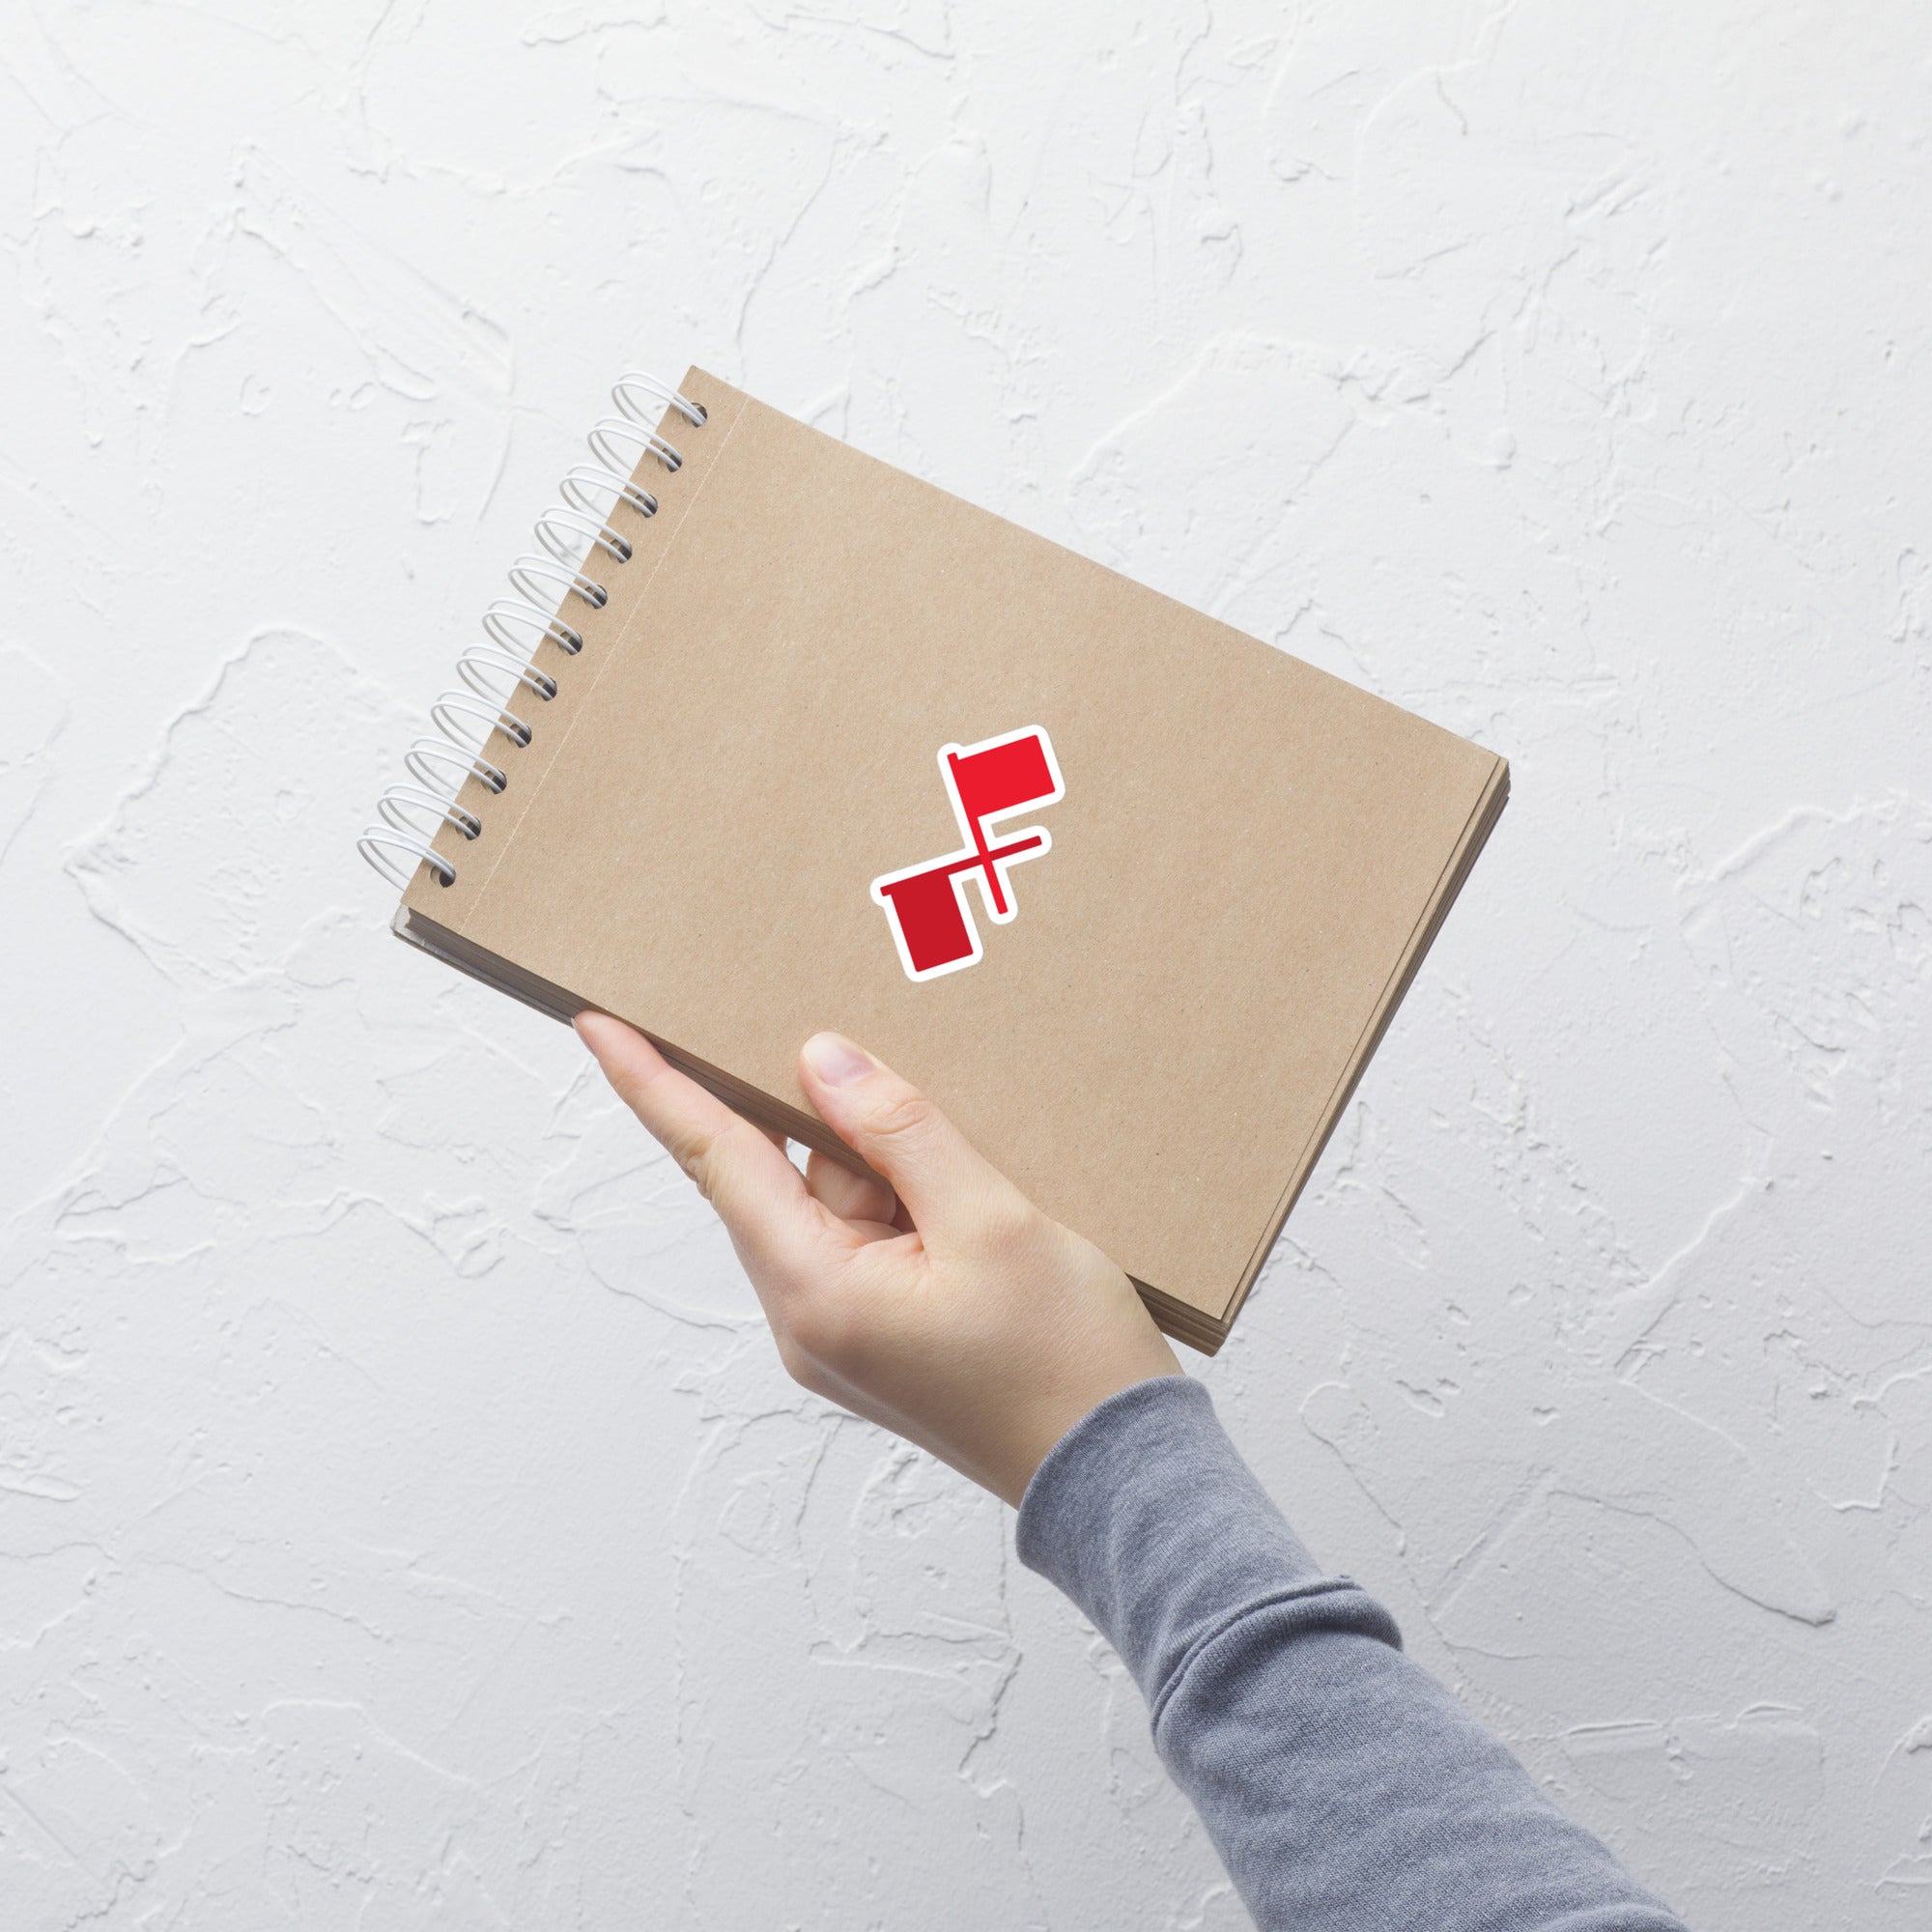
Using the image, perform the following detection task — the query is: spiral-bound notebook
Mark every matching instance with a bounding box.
[360,367,1508,1352]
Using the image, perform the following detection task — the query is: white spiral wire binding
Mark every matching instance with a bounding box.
[612,372,706,429]
[359,827,456,889]
[357,370,703,893]
[559,464,657,523]
[405,735,506,796]
[380,783,481,842]
[507,552,608,612]
[482,599,582,659]
[586,414,685,477]
[533,506,631,567]
[456,643,556,704]
[431,688,532,752]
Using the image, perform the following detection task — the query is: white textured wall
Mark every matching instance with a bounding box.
[4,3,1928,1924]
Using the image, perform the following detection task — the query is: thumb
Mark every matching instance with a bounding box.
[798,1033,1011,1241]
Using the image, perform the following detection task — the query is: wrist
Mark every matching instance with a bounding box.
[998,1338,1183,1508]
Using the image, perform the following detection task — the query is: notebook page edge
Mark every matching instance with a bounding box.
[1213,750,1511,1334]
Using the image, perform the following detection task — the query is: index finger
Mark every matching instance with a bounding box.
[575,1011,820,1273]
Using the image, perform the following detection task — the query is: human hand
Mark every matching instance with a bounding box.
[574,1015,1182,1505]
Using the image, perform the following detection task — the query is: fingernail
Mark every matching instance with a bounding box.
[802,1032,875,1088]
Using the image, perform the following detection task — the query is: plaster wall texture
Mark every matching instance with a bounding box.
[2,3,1928,1925]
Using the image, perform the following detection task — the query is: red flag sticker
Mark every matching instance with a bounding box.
[870,725,1065,982]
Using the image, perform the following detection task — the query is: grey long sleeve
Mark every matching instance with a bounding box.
[1015,1376,1687,1932]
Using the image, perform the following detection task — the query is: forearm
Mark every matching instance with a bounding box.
[1015,1378,1687,1932]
